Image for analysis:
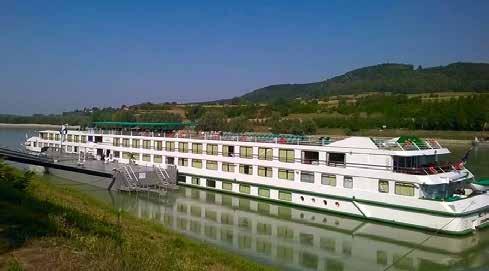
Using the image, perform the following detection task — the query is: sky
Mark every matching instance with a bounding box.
[1,0,488,115]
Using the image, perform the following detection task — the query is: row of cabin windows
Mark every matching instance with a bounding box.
[116,152,415,196]
[196,176,413,198]
[45,133,87,143]
[109,138,345,166]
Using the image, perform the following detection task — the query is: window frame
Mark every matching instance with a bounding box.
[206,160,218,170]
[379,180,390,193]
[258,147,273,161]
[278,169,294,181]
[343,176,353,189]
[192,159,202,168]
[240,146,253,159]
[192,143,203,154]
[258,166,273,177]
[279,149,295,163]
[239,164,253,175]
[321,174,337,186]
[206,144,218,155]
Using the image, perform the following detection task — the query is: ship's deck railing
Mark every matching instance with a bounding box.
[82,129,443,151]
[394,161,456,175]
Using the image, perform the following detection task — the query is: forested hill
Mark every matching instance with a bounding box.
[241,62,489,102]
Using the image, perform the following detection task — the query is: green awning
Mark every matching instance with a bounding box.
[397,135,425,146]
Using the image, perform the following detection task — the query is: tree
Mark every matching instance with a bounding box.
[196,111,226,131]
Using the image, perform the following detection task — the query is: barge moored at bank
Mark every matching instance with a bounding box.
[24,122,489,234]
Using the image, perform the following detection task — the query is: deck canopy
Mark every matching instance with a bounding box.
[93,121,193,131]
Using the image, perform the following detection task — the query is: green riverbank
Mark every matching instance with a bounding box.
[0,161,273,271]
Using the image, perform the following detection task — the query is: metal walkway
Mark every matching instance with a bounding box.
[0,147,178,193]
[0,147,113,178]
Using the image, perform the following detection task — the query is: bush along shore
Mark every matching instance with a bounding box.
[0,161,273,271]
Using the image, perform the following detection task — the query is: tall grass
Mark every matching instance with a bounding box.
[0,161,273,270]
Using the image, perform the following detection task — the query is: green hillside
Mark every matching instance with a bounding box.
[241,62,489,102]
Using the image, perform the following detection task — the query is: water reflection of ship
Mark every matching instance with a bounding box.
[113,187,488,271]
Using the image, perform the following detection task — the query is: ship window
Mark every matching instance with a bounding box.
[74,135,79,143]
[122,152,130,159]
[278,169,294,181]
[191,177,200,185]
[55,134,60,141]
[113,151,120,158]
[192,159,202,168]
[302,151,319,164]
[258,166,272,177]
[222,145,234,157]
[178,158,188,166]
[240,146,253,159]
[206,144,218,155]
[122,138,130,147]
[178,142,188,153]
[94,136,103,143]
[154,141,163,151]
[154,155,162,163]
[67,145,73,152]
[206,179,216,188]
[113,138,120,147]
[132,139,140,148]
[258,148,273,160]
[192,143,203,154]
[49,133,54,140]
[300,171,315,183]
[328,152,345,166]
[343,176,353,189]
[166,156,174,165]
[239,164,253,175]
[239,184,251,194]
[142,154,151,161]
[279,191,292,201]
[379,180,389,193]
[222,182,233,191]
[206,160,218,170]
[80,135,86,143]
[67,134,73,142]
[279,149,295,163]
[395,182,415,196]
[165,141,175,151]
[222,162,235,172]
[321,174,336,186]
[143,140,151,149]
[258,188,270,198]
[88,136,93,142]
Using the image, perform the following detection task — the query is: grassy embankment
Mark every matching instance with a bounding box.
[0,162,273,271]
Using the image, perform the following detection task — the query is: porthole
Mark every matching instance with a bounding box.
[323,200,327,205]
[323,218,328,223]
[300,213,304,219]
[300,196,304,201]
[311,216,315,221]
[312,198,315,203]
[335,202,340,207]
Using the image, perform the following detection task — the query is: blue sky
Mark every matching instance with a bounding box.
[1,0,488,115]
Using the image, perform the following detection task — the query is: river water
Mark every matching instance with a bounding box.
[1,127,488,271]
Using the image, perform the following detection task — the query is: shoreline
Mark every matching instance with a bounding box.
[0,123,80,129]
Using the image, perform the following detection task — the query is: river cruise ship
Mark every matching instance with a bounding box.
[24,122,489,234]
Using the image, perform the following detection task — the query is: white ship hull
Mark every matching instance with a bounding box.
[25,129,489,234]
